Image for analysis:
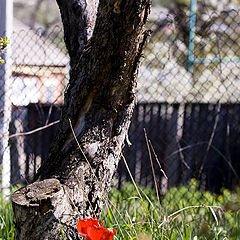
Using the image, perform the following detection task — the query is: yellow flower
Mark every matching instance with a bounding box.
[191,178,197,184]
[217,195,223,201]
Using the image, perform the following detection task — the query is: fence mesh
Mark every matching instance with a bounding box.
[1,6,240,205]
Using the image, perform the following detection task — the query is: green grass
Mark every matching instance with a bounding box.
[100,180,240,240]
[0,181,240,239]
[0,191,15,240]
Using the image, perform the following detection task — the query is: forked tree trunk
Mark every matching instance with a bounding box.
[12,0,151,239]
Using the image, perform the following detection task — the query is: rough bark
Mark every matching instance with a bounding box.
[12,0,151,239]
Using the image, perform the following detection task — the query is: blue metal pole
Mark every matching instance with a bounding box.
[187,0,197,74]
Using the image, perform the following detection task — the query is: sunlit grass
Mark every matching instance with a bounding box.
[0,190,15,240]
[0,182,239,239]
[100,182,240,240]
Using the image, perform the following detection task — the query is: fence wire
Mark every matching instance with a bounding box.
[0,7,240,205]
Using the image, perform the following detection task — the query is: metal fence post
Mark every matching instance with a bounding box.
[187,0,197,75]
[0,0,13,198]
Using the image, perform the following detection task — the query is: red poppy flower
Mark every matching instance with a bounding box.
[77,217,117,240]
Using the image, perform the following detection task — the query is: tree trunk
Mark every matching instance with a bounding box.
[12,0,151,239]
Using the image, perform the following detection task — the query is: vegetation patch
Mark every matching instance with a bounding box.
[1,181,240,239]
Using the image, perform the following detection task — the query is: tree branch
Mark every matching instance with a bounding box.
[0,120,60,139]
[56,0,99,68]
[38,0,151,180]
[12,1,151,239]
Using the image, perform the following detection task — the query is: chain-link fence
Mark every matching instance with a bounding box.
[1,6,240,202]
[118,6,240,196]
[0,20,68,194]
